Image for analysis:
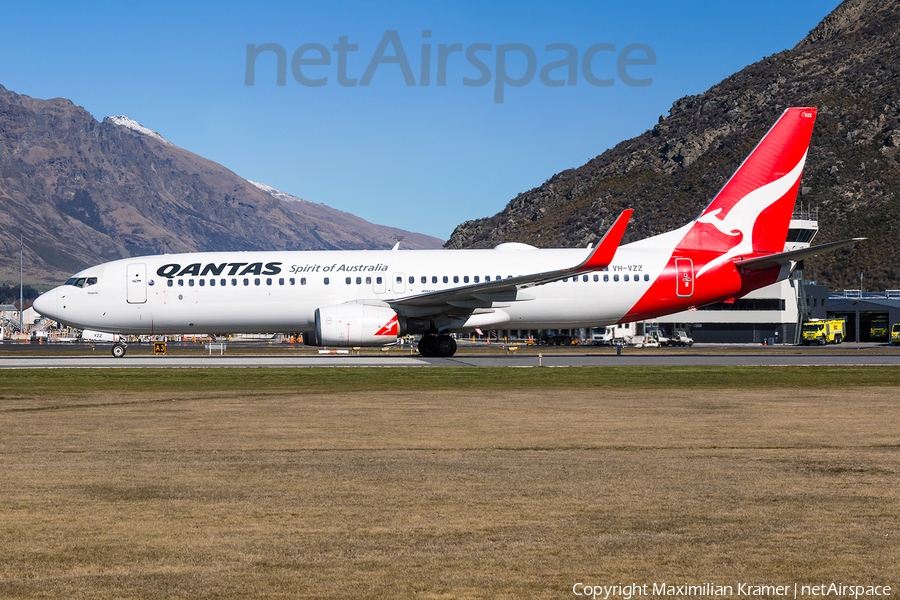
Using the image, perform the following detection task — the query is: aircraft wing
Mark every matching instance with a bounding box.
[734,238,865,271]
[389,210,632,311]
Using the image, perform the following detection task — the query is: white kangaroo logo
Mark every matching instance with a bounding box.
[695,150,807,278]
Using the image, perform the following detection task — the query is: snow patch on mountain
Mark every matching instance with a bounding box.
[248,180,309,203]
[105,115,172,145]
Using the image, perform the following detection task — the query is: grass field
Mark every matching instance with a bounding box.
[1,367,898,599]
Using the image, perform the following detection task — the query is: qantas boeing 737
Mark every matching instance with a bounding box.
[34,107,861,357]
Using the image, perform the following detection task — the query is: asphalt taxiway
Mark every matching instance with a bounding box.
[2,347,899,368]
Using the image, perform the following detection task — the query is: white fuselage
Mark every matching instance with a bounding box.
[36,241,672,336]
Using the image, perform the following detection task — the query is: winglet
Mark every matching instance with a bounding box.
[573,209,632,272]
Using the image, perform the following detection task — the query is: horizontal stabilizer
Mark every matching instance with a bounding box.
[734,238,865,271]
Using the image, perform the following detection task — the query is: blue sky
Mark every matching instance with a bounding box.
[1,0,841,241]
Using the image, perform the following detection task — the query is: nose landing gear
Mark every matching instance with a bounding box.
[111,341,127,358]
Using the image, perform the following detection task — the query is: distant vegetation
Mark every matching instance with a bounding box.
[0,283,41,306]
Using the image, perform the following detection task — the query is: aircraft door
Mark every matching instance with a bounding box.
[675,258,694,298]
[392,272,406,294]
[126,263,147,304]
[373,275,386,294]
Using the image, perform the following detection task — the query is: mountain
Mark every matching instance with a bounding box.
[0,86,442,284]
[445,0,900,291]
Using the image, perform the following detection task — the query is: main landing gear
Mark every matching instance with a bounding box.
[417,334,457,358]
[112,341,127,358]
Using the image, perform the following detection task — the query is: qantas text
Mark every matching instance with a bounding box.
[157,262,283,278]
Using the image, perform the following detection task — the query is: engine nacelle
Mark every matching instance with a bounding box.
[306,301,400,347]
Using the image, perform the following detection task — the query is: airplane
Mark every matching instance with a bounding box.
[34,107,862,358]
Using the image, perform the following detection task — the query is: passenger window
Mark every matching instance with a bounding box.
[210,279,215,287]
[220,279,226,286]
[199,279,205,287]
[231,279,237,286]
[409,276,414,284]
[346,277,352,285]
[300,278,305,285]
[178,279,184,287]
[376,277,382,285]
[356,277,362,285]
[432,276,438,284]
[188,279,194,287]
[453,276,459,283]
[366,277,372,284]
[474,276,480,283]
[624,274,629,282]
[324,277,330,285]
[644,274,649,281]
[443,276,448,283]
[463,276,469,283]
[593,274,599,282]
[614,274,619,282]
[243,278,249,286]
[603,274,609,282]
[266,278,272,285]
[290,278,295,285]
[396,276,402,284]
[279,278,284,285]
[167,280,174,287]
[484,276,491,281]
[583,275,588,282]
[421,276,427,284]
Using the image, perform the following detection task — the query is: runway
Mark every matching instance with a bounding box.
[2,349,900,368]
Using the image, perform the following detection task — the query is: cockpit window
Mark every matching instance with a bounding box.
[65,276,98,288]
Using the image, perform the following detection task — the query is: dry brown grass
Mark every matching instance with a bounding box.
[1,383,898,599]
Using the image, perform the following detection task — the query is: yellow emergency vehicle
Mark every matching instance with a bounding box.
[891,323,900,345]
[870,319,889,340]
[801,319,845,345]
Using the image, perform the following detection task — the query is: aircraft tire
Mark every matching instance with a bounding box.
[418,335,437,357]
[435,335,457,357]
[111,343,126,358]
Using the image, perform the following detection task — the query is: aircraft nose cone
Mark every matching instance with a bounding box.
[32,289,58,320]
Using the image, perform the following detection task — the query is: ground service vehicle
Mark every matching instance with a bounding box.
[670,331,694,347]
[801,319,845,345]
[870,319,889,340]
[891,323,900,345]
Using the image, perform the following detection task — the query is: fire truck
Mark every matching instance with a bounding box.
[801,319,845,345]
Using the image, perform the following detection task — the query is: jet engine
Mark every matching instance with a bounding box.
[306,301,401,346]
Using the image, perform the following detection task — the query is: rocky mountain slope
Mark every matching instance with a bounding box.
[445,0,900,291]
[0,87,442,284]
